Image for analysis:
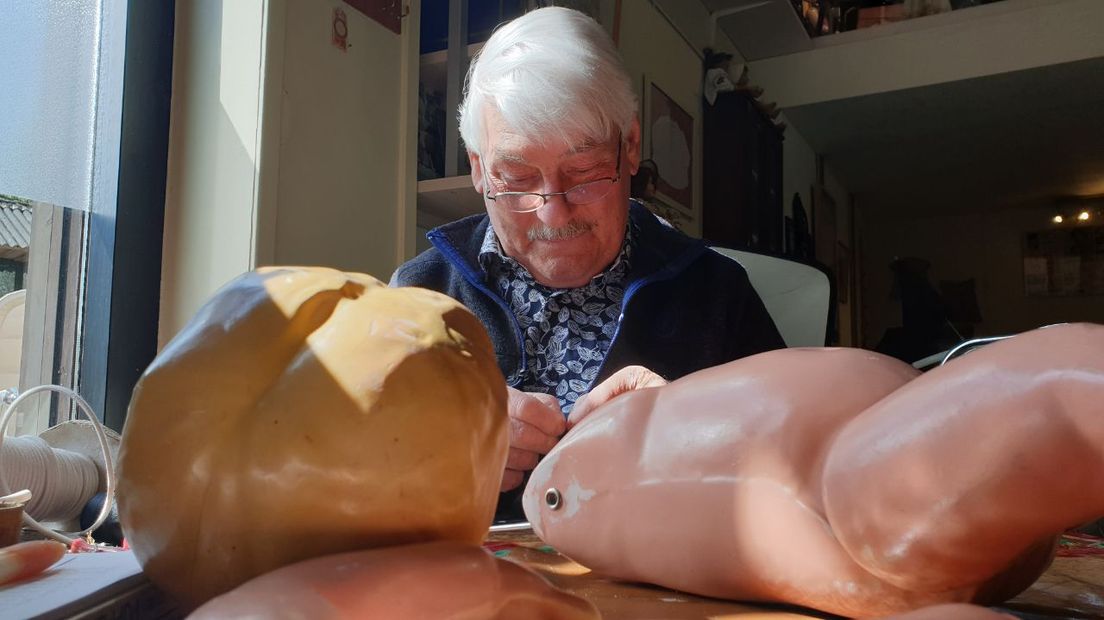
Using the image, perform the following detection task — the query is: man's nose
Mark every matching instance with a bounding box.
[535,194,575,228]
[535,180,574,227]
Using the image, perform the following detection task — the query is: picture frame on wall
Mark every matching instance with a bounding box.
[1022,225,1104,296]
[644,79,694,217]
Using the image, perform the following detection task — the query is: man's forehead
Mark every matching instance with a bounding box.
[490,132,609,162]
[481,104,613,161]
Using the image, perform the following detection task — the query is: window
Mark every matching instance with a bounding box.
[0,1,174,433]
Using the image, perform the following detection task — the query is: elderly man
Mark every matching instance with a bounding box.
[390,7,783,517]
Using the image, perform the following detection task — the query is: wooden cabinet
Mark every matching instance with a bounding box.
[702,92,784,253]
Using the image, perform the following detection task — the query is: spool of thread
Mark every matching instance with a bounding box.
[0,385,117,545]
[0,436,100,523]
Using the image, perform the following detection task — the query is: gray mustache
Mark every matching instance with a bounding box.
[528,220,594,241]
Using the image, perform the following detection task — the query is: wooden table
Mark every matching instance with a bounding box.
[486,529,1104,619]
[4,531,1100,619]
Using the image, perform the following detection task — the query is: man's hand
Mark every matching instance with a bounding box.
[567,365,667,429]
[502,387,565,492]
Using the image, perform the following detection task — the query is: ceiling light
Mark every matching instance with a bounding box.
[1079,211,1091,221]
[1053,215,1064,223]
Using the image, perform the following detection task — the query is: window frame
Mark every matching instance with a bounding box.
[79,0,176,432]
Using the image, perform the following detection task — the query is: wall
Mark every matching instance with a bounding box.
[618,1,708,237]
[860,202,1104,348]
[781,119,817,224]
[823,166,855,346]
[268,0,415,277]
[160,0,269,348]
[160,0,418,346]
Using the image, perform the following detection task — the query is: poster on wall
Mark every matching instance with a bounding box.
[1023,226,1104,296]
[647,82,694,216]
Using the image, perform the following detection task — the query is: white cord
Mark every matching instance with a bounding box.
[0,385,116,545]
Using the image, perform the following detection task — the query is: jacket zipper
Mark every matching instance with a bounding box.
[428,231,528,387]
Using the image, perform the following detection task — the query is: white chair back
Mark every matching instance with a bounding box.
[710,248,831,347]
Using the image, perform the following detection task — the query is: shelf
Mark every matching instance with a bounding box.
[417,175,485,229]
[419,42,483,95]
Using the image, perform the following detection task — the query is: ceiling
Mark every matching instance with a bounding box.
[782,55,1104,216]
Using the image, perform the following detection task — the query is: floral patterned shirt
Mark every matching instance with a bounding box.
[479,224,635,415]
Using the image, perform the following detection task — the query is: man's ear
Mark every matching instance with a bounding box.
[626,117,642,176]
[469,152,484,195]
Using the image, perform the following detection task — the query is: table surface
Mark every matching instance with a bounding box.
[3,531,1101,619]
[486,530,1104,619]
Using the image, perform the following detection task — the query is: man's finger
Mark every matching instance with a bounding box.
[509,418,560,455]
[0,541,66,586]
[501,469,525,492]
[506,447,540,471]
[528,391,562,411]
[568,365,667,429]
[507,388,566,437]
[567,396,592,429]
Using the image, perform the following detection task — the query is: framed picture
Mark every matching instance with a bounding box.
[645,81,694,216]
[1022,225,1104,296]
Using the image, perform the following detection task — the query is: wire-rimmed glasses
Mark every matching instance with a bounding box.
[483,134,623,213]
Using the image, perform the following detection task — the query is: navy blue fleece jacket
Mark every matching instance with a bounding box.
[390,202,785,520]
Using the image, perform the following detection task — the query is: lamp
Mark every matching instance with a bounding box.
[1051,195,1104,225]
[1050,208,1100,225]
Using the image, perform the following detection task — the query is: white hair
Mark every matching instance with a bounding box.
[458,6,637,156]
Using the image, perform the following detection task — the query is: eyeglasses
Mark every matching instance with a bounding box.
[483,134,623,213]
